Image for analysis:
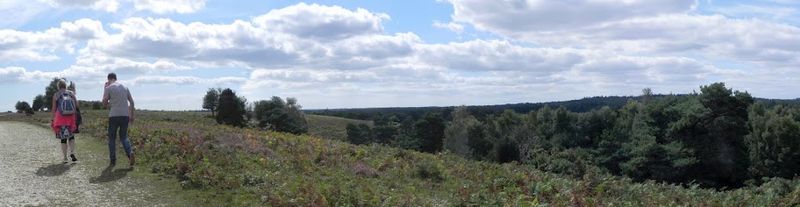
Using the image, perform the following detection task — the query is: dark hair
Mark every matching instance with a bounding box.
[108,73,117,80]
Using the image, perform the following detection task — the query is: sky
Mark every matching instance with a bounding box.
[1,0,799,111]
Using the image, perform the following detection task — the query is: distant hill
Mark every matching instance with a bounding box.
[307,95,800,120]
[306,114,373,141]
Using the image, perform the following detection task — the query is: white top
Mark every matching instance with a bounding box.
[103,82,131,117]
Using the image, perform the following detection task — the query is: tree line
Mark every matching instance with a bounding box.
[202,88,308,134]
[14,78,104,114]
[344,83,800,189]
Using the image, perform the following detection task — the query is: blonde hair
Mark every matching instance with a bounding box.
[58,80,67,90]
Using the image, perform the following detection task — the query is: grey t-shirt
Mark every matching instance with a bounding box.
[103,82,131,117]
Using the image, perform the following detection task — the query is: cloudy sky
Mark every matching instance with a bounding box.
[1,0,799,111]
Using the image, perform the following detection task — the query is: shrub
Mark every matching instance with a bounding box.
[203,88,221,116]
[414,159,444,182]
[32,95,45,111]
[216,88,246,127]
[346,123,372,145]
[15,101,32,114]
[253,97,308,134]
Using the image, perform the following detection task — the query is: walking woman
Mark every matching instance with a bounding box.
[51,79,79,163]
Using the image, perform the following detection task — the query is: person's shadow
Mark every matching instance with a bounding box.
[35,163,75,177]
[89,166,133,183]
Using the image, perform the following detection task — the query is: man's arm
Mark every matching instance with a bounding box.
[102,87,109,108]
[127,88,135,122]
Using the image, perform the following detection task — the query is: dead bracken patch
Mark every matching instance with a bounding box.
[352,161,378,178]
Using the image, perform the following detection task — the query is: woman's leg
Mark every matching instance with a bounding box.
[68,137,77,161]
[60,139,68,162]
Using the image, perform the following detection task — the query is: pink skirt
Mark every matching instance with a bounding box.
[52,112,77,134]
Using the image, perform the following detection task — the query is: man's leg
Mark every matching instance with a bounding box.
[119,116,134,165]
[108,117,119,165]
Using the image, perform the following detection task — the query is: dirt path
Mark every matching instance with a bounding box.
[0,122,197,206]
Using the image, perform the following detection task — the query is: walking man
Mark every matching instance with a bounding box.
[102,73,135,166]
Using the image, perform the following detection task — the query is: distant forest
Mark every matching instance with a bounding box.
[311,83,800,189]
[307,95,800,121]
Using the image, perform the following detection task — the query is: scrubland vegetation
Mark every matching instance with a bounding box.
[7,81,800,206]
[3,111,797,206]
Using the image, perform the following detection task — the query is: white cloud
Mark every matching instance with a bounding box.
[0,67,27,83]
[66,54,190,79]
[0,0,51,28]
[6,2,800,110]
[569,56,717,86]
[40,0,119,12]
[444,1,800,69]
[37,0,206,14]
[0,18,107,61]
[432,21,464,33]
[417,40,585,73]
[254,3,389,40]
[87,3,415,70]
[448,0,696,33]
[0,66,68,83]
[91,17,319,68]
[568,15,800,67]
[711,4,797,20]
[129,75,245,85]
[133,0,205,14]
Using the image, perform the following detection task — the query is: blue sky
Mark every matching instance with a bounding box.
[1,0,799,111]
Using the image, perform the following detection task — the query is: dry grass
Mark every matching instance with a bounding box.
[305,114,372,141]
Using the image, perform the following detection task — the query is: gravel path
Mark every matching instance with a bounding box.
[0,122,195,206]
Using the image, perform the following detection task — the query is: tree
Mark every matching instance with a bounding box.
[253,97,308,134]
[15,101,33,114]
[414,112,446,153]
[494,138,520,163]
[32,94,45,111]
[548,107,581,148]
[444,106,480,158]
[746,103,800,179]
[390,116,421,150]
[669,82,753,187]
[616,101,695,182]
[67,81,76,92]
[44,78,61,111]
[284,97,308,134]
[467,125,492,160]
[346,123,373,145]
[237,95,248,122]
[372,115,399,144]
[202,88,221,116]
[216,88,246,127]
[254,97,285,129]
[642,88,653,104]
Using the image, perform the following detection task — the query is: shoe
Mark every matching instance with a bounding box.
[128,153,135,166]
[62,157,68,164]
[110,159,116,166]
[70,154,78,162]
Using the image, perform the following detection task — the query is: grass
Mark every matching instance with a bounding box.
[4,110,799,206]
[306,114,372,141]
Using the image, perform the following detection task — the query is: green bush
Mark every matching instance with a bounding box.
[414,159,445,182]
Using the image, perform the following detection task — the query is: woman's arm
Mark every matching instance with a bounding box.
[72,92,79,110]
[51,94,57,118]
